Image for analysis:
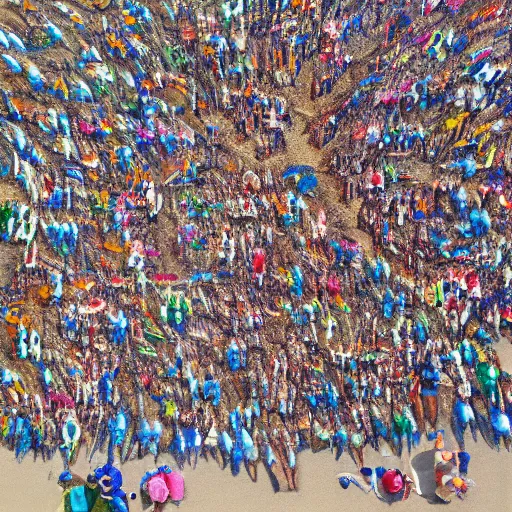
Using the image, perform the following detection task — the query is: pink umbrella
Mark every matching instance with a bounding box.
[152,274,179,284]
[381,91,398,105]
[400,79,413,93]
[137,127,155,140]
[327,274,341,297]
[79,120,96,135]
[413,31,432,46]
[471,48,492,64]
[164,471,184,502]
[148,475,169,503]
[446,0,469,11]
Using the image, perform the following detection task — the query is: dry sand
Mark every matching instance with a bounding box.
[0,440,511,512]
[1,343,512,512]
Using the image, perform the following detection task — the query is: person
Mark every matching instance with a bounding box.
[432,431,474,502]
[337,465,415,502]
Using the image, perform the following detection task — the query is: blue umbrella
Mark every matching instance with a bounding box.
[45,22,63,44]
[453,34,468,54]
[283,165,315,179]
[72,81,94,102]
[27,65,45,91]
[7,33,26,52]
[469,208,491,237]
[1,54,22,73]
[297,173,318,194]
[359,74,384,88]
[66,167,84,185]
[0,159,9,177]
[0,30,9,49]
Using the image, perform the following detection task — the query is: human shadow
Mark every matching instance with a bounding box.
[411,449,446,505]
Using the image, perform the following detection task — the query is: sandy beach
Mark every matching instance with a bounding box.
[1,343,512,512]
[0,0,511,511]
[0,438,511,512]
[3,341,512,512]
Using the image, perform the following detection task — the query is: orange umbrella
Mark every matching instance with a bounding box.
[104,242,124,253]
[88,170,100,182]
[82,153,99,168]
[74,279,95,291]
[24,0,38,11]
[54,77,69,99]
[140,79,155,90]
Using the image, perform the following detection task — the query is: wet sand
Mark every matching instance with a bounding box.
[3,342,512,512]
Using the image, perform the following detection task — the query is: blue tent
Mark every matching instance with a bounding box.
[283,165,315,179]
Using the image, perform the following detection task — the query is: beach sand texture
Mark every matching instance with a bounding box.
[0,340,512,512]
[1,336,512,512]
[0,440,511,512]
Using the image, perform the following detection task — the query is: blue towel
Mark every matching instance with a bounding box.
[69,486,89,512]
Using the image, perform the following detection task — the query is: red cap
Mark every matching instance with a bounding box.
[382,469,404,494]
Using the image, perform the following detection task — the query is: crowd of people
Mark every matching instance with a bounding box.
[0,0,510,507]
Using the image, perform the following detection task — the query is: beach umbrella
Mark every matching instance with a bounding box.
[87,46,102,63]
[452,34,468,54]
[8,33,26,52]
[137,127,155,141]
[0,30,9,49]
[243,170,261,191]
[73,81,94,102]
[27,65,45,91]
[2,92,21,121]
[0,156,9,177]
[52,77,69,99]
[148,475,169,503]
[45,22,63,43]
[164,471,185,501]
[297,173,318,194]
[79,120,95,135]
[152,273,179,284]
[111,277,125,288]
[359,74,383,88]
[469,208,491,236]
[86,298,107,314]
[283,165,314,179]
[119,68,135,88]
[2,54,22,73]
